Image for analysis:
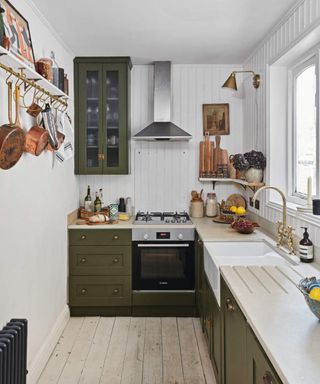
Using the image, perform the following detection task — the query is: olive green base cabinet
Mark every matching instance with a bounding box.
[195,231,283,384]
[221,277,247,384]
[196,233,221,383]
[247,326,282,384]
[220,275,283,384]
[69,229,132,316]
[74,57,132,175]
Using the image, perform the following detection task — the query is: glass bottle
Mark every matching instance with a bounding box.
[94,191,102,212]
[99,188,104,208]
[84,185,92,212]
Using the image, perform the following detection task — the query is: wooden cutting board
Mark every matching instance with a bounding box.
[214,135,229,167]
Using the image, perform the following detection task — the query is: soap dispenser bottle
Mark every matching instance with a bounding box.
[299,227,314,263]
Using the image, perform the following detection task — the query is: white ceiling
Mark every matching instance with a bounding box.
[31,0,298,64]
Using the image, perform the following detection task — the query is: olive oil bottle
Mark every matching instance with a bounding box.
[94,191,102,212]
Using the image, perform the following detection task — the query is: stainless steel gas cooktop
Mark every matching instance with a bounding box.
[133,211,192,225]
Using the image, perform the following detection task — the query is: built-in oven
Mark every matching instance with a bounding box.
[132,228,195,291]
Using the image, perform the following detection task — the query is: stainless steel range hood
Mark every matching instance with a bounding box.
[133,62,192,141]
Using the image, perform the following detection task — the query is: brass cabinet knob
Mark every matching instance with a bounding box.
[81,235,86,240]
[263,372,274,384]
[113,235,119,240]
[226,298,235,312]
[81,258,87,264]
[113,288,119,294]
[113,258,119,263]
[206,319,213,327]
[81,288,87,295]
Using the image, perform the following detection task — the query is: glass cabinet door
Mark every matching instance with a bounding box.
[76,60,130,175]
[102,64,128,174]
[78,64,103,173]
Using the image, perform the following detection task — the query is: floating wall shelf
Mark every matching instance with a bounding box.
[199,177,265,192]
[0,46,70,108]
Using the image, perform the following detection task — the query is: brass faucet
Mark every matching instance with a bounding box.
[253,186,295,254]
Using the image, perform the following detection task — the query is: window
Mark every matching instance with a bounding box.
[290,56,318,200]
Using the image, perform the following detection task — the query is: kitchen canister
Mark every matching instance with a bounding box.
[126,197,133,217]
[190,200,204,218]
[313,199,320,215]
[205,193,218,217]
[109,203,119,220]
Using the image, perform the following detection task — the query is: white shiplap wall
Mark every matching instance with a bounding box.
[243,0,320,246]
[79,64,245,212]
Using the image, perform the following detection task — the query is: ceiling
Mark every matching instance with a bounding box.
[31,0,298,64]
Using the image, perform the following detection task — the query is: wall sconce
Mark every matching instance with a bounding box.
[222,71,261,90]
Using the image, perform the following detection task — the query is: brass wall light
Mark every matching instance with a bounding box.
[222,71,260,90]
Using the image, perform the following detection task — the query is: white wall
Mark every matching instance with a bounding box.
[0,1,78,382]
[79,64,245,212]
[243,0,320,248]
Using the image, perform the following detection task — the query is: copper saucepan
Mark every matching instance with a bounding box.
[0,82,25,170]
[24,123,49,156]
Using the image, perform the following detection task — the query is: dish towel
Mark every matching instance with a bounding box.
[54,112,74,165]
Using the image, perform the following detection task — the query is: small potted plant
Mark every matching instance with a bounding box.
[231,153,249,179]
[243,150,266,183]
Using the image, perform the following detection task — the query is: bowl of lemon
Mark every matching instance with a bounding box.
[298,277,320,320]
[229,205,247,217]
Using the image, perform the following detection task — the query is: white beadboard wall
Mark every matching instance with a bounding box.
[243,0,320,247]
[79,64,245,212]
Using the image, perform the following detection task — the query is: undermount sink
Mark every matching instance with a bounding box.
[204,241,293,306]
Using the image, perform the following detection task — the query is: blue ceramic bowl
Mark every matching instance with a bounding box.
[298,277,320,320]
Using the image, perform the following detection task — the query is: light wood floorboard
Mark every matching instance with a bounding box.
[38,317,216,384]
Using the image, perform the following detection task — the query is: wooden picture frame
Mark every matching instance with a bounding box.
[1,0,35,68]
[203,103,230,135]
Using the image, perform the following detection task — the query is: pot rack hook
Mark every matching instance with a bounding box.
[14,74,25,88]
[5,72,13,84]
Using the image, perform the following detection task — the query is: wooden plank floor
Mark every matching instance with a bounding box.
[38,317,216,384]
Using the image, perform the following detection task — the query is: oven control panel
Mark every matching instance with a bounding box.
[132,228,194,241]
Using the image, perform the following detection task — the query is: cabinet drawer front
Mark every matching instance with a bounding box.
[69,276,132,306]
[70,246,131,275]
[69,229,131,246]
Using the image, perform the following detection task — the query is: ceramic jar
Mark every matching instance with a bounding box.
[190,201,204,218]
[245,168,263,183]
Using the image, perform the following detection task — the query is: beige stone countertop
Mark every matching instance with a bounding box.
[220,263,320,384]
[69,216,267,242]
[191,217,265,242]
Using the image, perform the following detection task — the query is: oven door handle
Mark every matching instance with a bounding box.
[137,244,190,248]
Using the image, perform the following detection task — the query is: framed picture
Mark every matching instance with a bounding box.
[203,103,230,135]
[1,0,35,68]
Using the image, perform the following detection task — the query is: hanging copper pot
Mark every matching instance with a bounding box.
[0,82,25,170]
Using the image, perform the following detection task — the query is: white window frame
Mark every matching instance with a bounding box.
[287,53,319,205]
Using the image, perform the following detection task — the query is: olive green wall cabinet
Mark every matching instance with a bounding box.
[74,57,132,175]
[69,229,132,316]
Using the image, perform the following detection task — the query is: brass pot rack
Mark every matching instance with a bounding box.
[0,61,68,109]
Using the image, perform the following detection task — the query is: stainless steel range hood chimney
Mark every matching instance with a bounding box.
[133,61,192,141]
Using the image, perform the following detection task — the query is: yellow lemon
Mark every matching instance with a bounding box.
[236,207,246,216]
[229,206,237,213]
[309,287,320,301]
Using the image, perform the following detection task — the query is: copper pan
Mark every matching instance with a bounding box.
[0,82,25,170]
[24,123,49,156]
